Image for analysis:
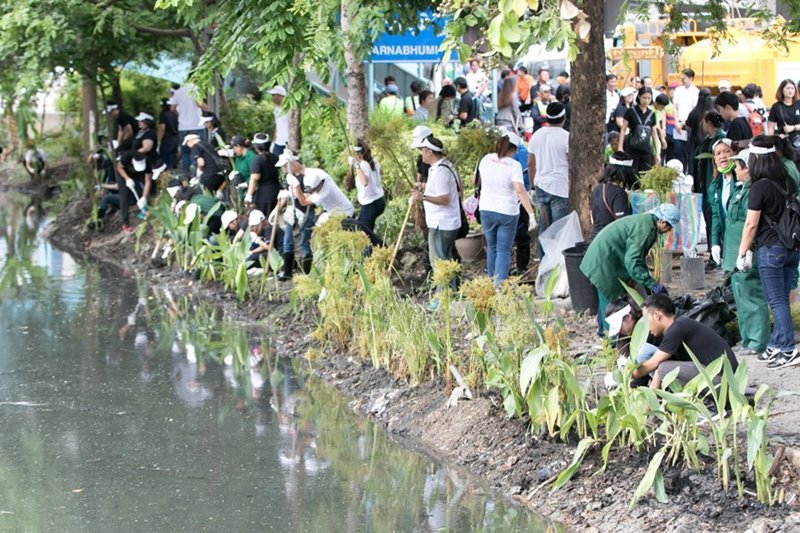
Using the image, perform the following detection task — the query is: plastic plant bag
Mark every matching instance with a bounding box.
[535,211,583,298]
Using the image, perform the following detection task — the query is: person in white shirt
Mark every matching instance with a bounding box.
[273,152,317,279]
[528,101,570,256]
[172,82,206,172]
[605,74,619,129]
[270,86,290,156]
[476,130,537,285]
[347,138,385,232]
[411,135,462,290]
[465,59,488,98]
[672,69,700,172]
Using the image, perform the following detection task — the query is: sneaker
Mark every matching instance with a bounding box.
[121,224,132,233]
[757,347,780,363]
[767,349,800,369]
[738,347,762,357]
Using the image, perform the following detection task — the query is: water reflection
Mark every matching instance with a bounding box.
[0,193,558,532]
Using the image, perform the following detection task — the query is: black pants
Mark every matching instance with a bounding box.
[255,184,280,219]
[342,217,384,247]
[116,177,142,225]
[357,196,386,232]
[514,207,531,273]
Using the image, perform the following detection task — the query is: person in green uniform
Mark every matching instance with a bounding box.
[580,203,679,335]
[722,150,770,354]
[230,135,256,199]
[695,110,726,266]
[707,138,735,268]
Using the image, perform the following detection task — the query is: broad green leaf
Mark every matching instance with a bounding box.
[620,280,644,305]
[630,449,666,508]
[520,346,547,395]
[653,469,668,503]
[552,437,596,490]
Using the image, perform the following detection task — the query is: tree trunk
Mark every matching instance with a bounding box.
[81,75,99,153]
[568,0,606,238]
[341,0,368,138]
[288,108,301,153]
[110,72,123,107]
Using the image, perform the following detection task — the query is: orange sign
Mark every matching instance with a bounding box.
[607,47,665,61]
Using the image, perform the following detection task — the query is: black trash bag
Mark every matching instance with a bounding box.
[673,284,739,346]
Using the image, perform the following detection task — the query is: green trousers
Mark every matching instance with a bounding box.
[730,268,770,352]
[597,288,610,336]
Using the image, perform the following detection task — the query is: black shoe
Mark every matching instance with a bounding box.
[300,256,313,275]
[757,347,780,363]
[767,349,800,369]
[278,253,294,281]
[705,260,718,271]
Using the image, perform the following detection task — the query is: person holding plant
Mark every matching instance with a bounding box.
[619,87,658,176]
[633,293,739,390]
[589,152,633,240]
[708,138,735,269]
[411,135,463,292]
[347,139,385,233]
[737,136,800,368]
[475,130,537,285]
[580,203,679,335]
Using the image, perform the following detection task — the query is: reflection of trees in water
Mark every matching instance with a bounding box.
[0,193,48,296]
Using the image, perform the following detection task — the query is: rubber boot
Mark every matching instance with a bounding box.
[278,253,294,281]
[301,255,313,275]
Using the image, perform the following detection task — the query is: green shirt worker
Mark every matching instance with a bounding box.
[711,149,770,354]
[580,203,679,336]
[229,135,256,199]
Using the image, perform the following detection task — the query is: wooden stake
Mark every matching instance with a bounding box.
[387,198,415,275]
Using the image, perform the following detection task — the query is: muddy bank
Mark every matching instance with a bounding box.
[39,188,800,532]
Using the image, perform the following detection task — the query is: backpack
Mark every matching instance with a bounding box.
[628,108,654,153]
[763,180,800,250]
[743,102,765,137]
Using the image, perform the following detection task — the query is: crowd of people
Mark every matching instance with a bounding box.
[85,60,800,388]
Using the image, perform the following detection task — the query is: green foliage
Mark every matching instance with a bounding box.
[221,96,276,140]
[299,99,348,182]
[119,70,172,117]
[638,166,678,200]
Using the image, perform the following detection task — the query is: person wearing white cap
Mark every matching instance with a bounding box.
[529,101,570,256]
[183,133,225,192]
[589,151,633,240]
[711,148,770,357]
[718,79,732,93]
[158,97,180,169]
[270,86,289,156]
[475,130,537,285]
[106,100,139,146]
[219,210,241,242]
[411,125,433,184]
[199,113,226,149]
[347,138,385,232]
[172,81,207,172]
[275,152,316,278]
[580,203,678,335]
[410,135,463,291]
[737,136,800,368]
[608,87,635,134]
[245,209,284,268]
[245,133,281,216]
[133,112,161,168]
[115,150,152,232]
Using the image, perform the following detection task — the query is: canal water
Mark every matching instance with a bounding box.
[0,193,558,532]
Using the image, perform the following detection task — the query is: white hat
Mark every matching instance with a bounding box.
[269,86,287,97]
[182,134,200,146]
[413,137,443,152]
[134,112,154,121]
[500,129,521,147]
[106,104,119,113]
[221,210,238,229]
[606,305,631,337]
[718,79,732,89]
[198,115,214,127]
[620,87,636,98]
[275,150,299,167]
[733,149,751,164]
[665,159,684,174]
[411,125,433,141]
[248,210,266,227]
[303,169,325,190]
[251,132,270,145]
[132,156,147,172]
[167,185,181,198]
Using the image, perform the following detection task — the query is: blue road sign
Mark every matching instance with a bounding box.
[370,13,447,63]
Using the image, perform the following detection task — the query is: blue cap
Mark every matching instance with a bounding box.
[386,83,399,94]
[653,203,679,228]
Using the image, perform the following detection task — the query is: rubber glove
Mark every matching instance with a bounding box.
[737,250,753,272]
[125,178,135,189]
[528,214,538,231]
[347,156,355,166]
[215,189,225,200]
[711,245,722,265]
[228,170,239,181]
[244,193,253,204]
[236,182,248,189]
[136,197,147,210]
[189,177,199,187]
[651,283,668,295]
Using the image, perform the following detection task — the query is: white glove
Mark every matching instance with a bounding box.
[347,156,355,166]
[215,190,225,200]
[236,182,248,189]
[94,184,102,191]
[736,250,753,272]
[268,210,277,226]
[244,194,253,204]
[125,178,135,190]
[217,148,234,158]
[136,197,147,210]
[603,372,618,390]
[282,207,296,226]
[527,214,537,232]
[278,190,292,201]
[711,245,722,265]
[228,170,239,181]
[189,177,199,187]
[112,140,119,149]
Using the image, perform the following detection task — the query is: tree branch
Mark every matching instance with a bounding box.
[133,25,205,55]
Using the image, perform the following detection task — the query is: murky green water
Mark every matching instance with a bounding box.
[0,193,557,532]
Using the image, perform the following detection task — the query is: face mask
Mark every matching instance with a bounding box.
[717,161,736,175]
